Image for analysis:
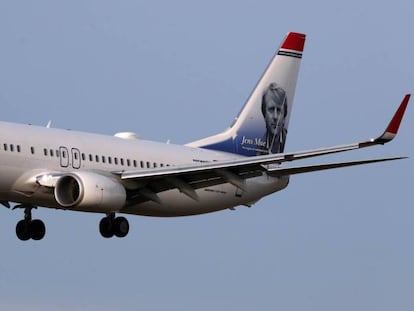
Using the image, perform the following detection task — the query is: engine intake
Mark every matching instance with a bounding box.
[54,172,126,212]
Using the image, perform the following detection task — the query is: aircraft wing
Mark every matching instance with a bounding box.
[120,94,409,203]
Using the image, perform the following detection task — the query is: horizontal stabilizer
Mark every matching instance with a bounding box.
[267,156,407,176]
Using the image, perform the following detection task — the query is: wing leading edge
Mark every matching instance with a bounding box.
[120,94,409,202]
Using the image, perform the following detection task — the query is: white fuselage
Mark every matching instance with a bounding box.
[0,122,289,217]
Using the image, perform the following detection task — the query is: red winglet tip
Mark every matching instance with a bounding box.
[386,94,410,134]
[281,32,306,52]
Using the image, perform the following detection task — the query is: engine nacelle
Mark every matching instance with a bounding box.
[54,171,126,212]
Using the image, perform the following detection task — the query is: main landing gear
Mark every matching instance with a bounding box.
[13,206,129,240]
[15,206,46,241]
[99,213,129,238]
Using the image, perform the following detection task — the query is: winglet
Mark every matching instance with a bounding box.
[374,94,410,144]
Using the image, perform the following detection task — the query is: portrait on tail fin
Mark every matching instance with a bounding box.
[257,82,288,155]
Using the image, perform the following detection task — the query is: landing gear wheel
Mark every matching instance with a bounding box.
[15,206,46,241]
[99,215,129,238]
[16,220,31,241]
[15,219,46,241]
[30,219,46,240]
[114,217,129,238]
[99,217,114,238]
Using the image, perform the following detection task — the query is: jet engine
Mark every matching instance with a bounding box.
[54,171,126,212]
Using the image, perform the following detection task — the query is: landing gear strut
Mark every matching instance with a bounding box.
[15,206,46,241]
[99,213,129,238]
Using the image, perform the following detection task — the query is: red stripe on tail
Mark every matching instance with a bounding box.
[281,32,306,52]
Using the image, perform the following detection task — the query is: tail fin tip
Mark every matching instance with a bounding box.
[281,32,306,52]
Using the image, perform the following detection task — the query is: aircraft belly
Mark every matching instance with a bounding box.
[121,175,289,217]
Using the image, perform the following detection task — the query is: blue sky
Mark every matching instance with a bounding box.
[0,1,413,310]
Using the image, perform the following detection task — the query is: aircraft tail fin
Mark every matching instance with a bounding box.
[187,32,306,156]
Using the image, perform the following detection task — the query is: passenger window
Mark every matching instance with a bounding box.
[50,149,54,157]
[127,159,130,167]
[146,161,150,168]
[30,147,35,154]
[43,148,47,156]
[120,158,124,166]
[140,161,144,168]
[114,157,118,165]
[56,150,60,157]
[81,153,85,161]
[108,157,112,164]
[3,144,6,151]
[89,154,93,161]
[102,156,106,163]
[95,155,99,163]
[17,145,21,153]
[62,150,67,158]
[10,144,14,152]
[133,160,137,167]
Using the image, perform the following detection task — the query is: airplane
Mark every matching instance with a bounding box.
[0,32,409,241]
